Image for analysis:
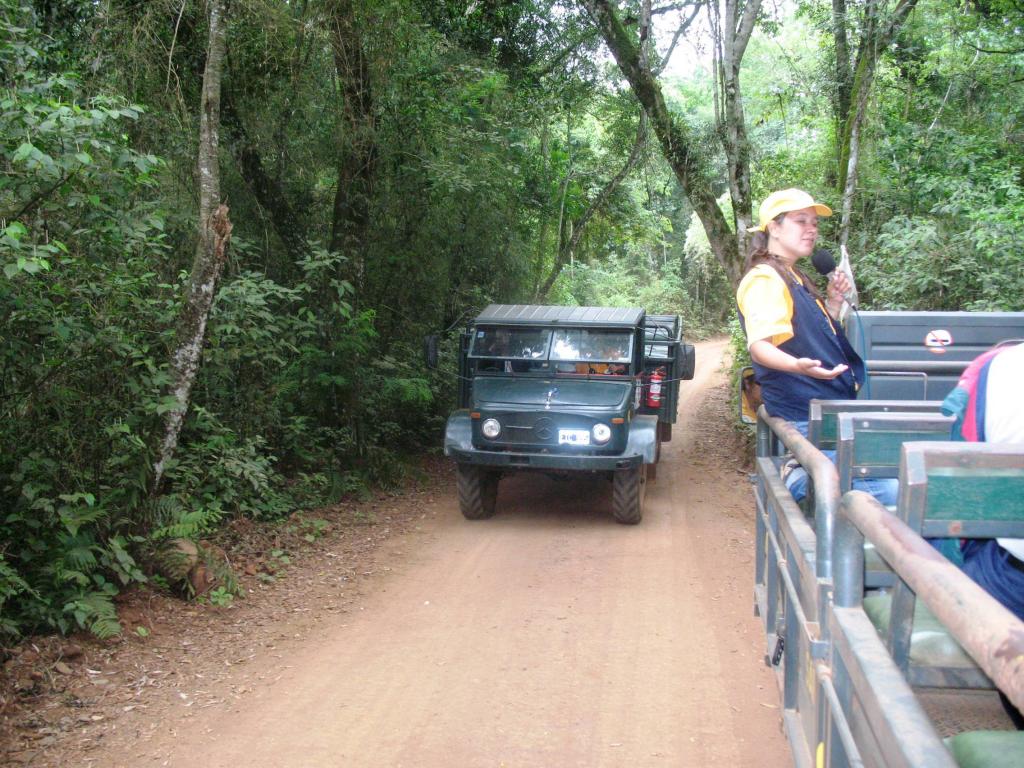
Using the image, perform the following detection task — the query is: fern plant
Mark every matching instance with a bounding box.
[63,585,121,639]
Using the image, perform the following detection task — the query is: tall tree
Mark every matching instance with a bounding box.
[710,0,761,250]
[581,0,744,286]
[151,0,233,496]
[833,0,918,248]
[221,86,308,262]
[328,0,377,294]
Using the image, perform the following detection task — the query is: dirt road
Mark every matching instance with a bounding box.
[38,339,791,767]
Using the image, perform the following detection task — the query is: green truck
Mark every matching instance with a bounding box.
[443,305,694,524]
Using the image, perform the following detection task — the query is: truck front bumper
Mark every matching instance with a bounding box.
[444,409,657,470]
[446,446,643,471]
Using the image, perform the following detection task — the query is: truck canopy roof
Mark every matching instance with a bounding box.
[474,304,645,328]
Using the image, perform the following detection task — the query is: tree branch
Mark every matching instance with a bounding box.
[6,169,77,222]
[653,5,701,75]
[734,0,762,65]
[964,42,1024,55]
[533,28,602,79]
[165,0,187,94]
[651,1,701,14]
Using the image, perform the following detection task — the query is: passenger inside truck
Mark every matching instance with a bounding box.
[471,327,549,360]
[550,329,631,376]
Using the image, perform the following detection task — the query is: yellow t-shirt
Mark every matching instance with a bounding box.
[736,264,835,349]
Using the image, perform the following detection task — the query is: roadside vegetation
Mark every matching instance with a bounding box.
[1,0,1021,641]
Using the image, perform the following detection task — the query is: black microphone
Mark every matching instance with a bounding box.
[811,248,836,276]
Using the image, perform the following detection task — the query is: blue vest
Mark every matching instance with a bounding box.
[739,273,865,422]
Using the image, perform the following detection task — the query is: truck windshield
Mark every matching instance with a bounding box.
[550,330,632,363]
[470,327,551,359]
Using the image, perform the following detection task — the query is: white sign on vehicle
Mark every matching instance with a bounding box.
[558,429,591,446]
[924,328,953,354]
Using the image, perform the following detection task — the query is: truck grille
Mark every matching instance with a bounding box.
[488,412,599,447]
[498,413,559,445]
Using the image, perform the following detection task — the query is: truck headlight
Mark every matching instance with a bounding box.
[481,418,501,439]
[592,423,612,444]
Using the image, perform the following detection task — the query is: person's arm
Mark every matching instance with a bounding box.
[749,339,849,380]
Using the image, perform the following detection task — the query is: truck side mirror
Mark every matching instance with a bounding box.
[424,334,439,369]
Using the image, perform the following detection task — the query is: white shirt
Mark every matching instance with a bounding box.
[985,343,1024,560]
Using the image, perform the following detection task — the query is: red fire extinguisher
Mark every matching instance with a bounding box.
[646,367,665,408]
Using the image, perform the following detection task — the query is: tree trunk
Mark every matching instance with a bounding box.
[835,0,919,247]
[715,0,760,252]
[832,0,852,146]
[150,0,232,496]
[838,58,872,249]
[582,0,743,287]
[530,118,553,293]
[221,87,307,262]
[328,0,376,295]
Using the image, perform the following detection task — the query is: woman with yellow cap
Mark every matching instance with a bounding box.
[736,189,892,504]
[736,188,863,419]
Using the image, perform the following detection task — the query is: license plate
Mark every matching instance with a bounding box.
[558,429,590,446]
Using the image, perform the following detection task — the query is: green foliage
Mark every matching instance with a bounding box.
[856,132,1024,311]
[0,554,32,637]
[203,586,234,607]
[64,586,121,639]
[145,496,223,542]
[728,313,753,381]
[3,0,1022,644]
[741,0,1024,312]
[0,7,168,639]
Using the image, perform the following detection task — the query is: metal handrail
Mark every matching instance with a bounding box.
[835,490,1024,711]
[865,359,968,374]
[757,405,841,581]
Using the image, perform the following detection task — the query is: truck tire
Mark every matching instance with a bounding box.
[612,464,646,525]
[457,463,499,520]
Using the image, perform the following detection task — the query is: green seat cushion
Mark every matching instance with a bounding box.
[946,730,1024,768]
[863,592,976,668]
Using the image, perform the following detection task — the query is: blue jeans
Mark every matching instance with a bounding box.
[961,540,1024,622]
[783,420,899,507]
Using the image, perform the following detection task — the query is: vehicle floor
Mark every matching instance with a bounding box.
[3,339,791,767]
[918,688,1016,737]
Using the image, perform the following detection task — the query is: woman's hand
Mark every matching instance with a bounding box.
[826,270,851,316]
[794,357,849,380]
[750,340,849,380]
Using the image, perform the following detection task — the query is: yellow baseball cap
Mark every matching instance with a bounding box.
[747,188,832,232]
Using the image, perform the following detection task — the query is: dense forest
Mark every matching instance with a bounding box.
[1,0,1021,639]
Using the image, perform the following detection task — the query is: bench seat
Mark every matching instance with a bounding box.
[946,731,1024,768]
[863,592,976,669]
